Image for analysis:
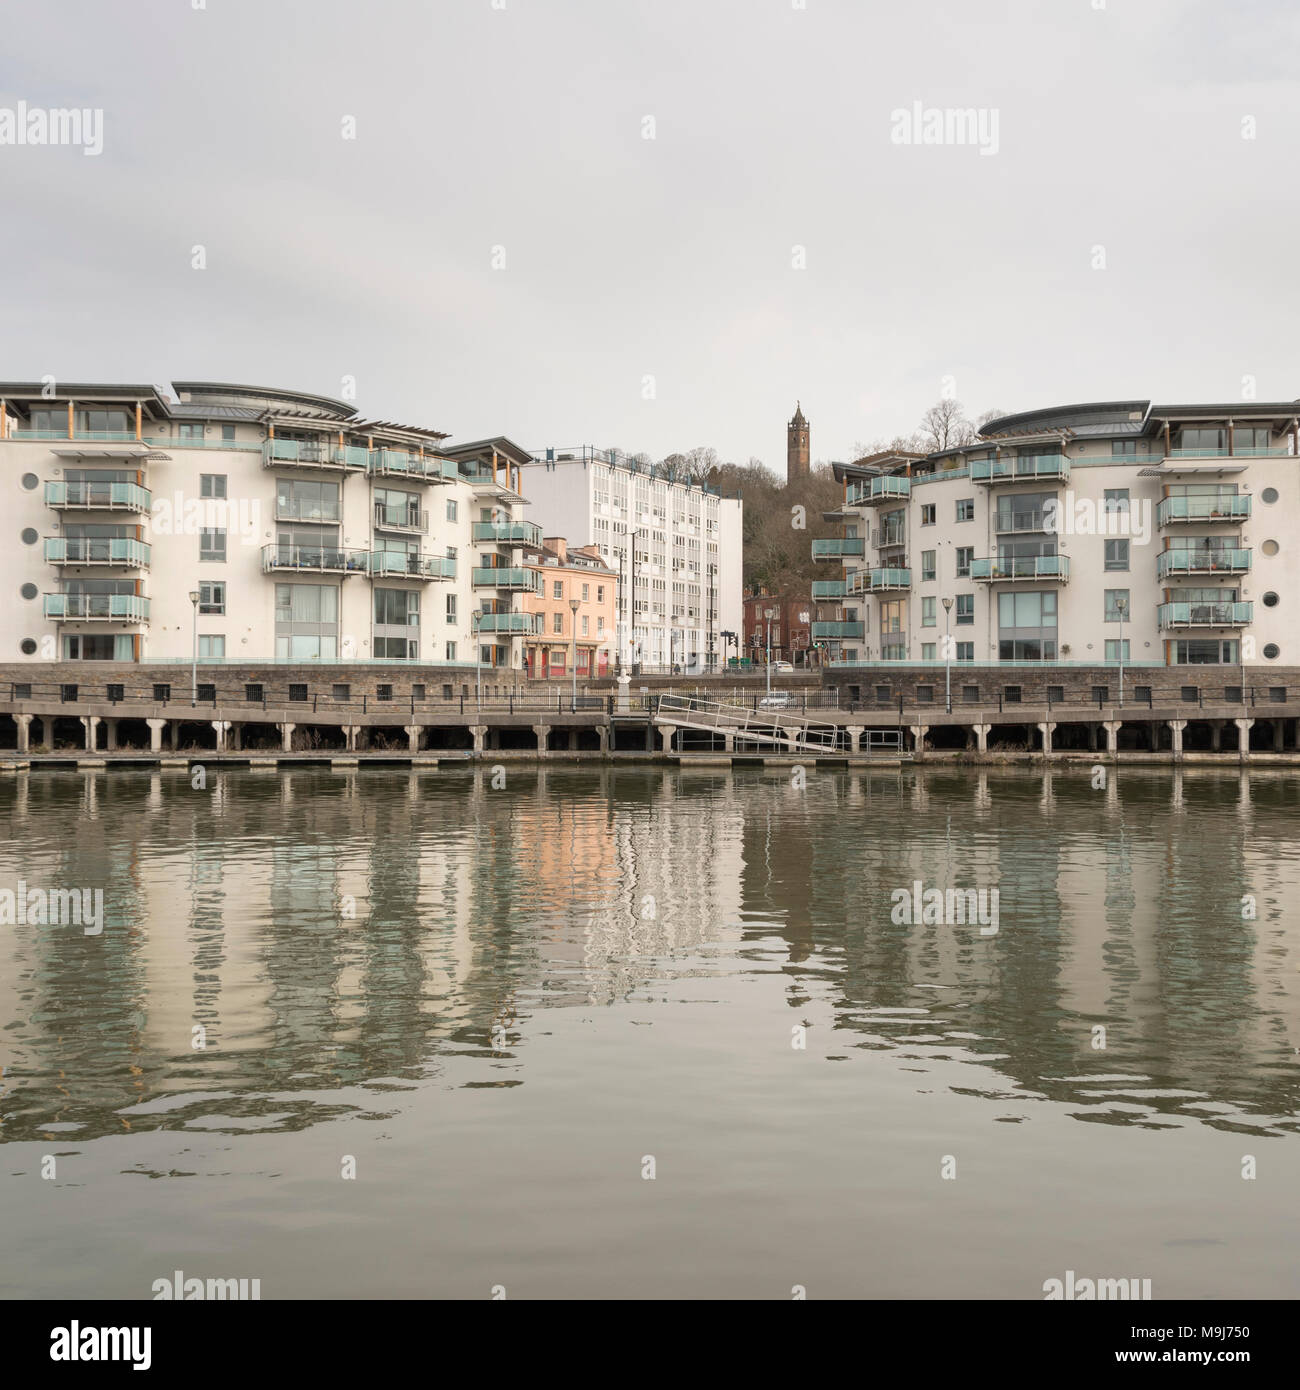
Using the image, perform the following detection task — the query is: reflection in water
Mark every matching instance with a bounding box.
[1,767,1297,1140]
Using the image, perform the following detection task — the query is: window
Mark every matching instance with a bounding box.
[61,684,79,702]
[581,615,589,635]
[197,635,225,659]
[106,683,124,702]
[955,594,974,625]
[199,581,225,615]
[1104,589,1130,622]
[445,641,457,660]
[1263,591,1279,607]
[376,685,393,702]
[582,583,589,601]
[179,423,204,440]
[962,683,980,702]
[956,498,974,522]
[1264,643,1280,660]
[200,528,226,562]
[955,547,973,578]
[153,683,170,702]
[597,585,605,602]
[553,580,563,599]
[200,474,227,499]
[1225,685,1243,703]
[1261,487,1279,504]
[1111,441,1138,457]
[289,684,308,703]
[956,642,974,661]
[921,551,936,582]
[1103,488,1130,513]
[921,643,936,660]
[875,685,891,702]
[1092,686,1110,703]
[446,498,458,522]
[921,596,936,627]
[1134,685,1151,702]
[374,588,419,626]
[920,504,936,525]
[333,684,351,701]
[1104,539,1130,571]
[1180,427,1226,452]
[221,425,235,441]
[245,684,264,703]
[1047,685,1064,703]
[1104,639,1130,661]
[916,685,934,703]
[1270,686,1287,702]
[197,683,216,702]
[1004,686,1022,704]
[446,592,457,622]
[553,612,563,634]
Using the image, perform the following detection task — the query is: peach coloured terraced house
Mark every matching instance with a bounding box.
[523,538,616,678]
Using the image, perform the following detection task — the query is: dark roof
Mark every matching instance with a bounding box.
[442,436,533,467]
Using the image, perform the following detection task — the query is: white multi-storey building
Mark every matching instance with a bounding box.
[815,399,1300,671]
[520,446,743,670]
[0,380,544,671]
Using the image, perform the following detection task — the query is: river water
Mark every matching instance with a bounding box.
[1,766,1297,1299]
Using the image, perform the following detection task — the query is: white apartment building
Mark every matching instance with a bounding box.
[814,399,1300,670]
[520,447,743,670]
[0,381,544,671]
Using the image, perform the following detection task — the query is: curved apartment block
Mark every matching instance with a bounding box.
[815,399,1300,671]
[0,381,544,671]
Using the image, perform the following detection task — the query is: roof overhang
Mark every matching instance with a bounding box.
[50,443,154,459]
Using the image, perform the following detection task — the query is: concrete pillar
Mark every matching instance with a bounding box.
[15,713,31,753]
[36,716,51,750]
[1149,721,1161,753]
[644,723,654,751]
[470,724,488,754]
[846,725,864,753]
[105,718,118,751]
[1273,720,1285,753]
[910,724,929,756]
[723,731,735,752]
[972,723,990,753]
[231,723,243,751]
[1087,723,1099,752]
[279,722,296,752]
[211,720,231,752]
[146,718,167,753]
[1210,720,1223,752]
[1102,720,1122,754]
[343,725,360,752]
[568,728,579,751]
[79,715,100,751]
[405,724,422,752]
[1167,719,1187,758]
[1037,721,1057,754]
[598,725,611,754]
[532,724,550,754]
[1235,718,1254,760]
[658,722,677,753]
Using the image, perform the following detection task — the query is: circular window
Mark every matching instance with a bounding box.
[1263,643,1280,660]
[19,638,37,656]
[1263,591,1279,607]
[20,528,38,545]
[21,473,38,491]
[1261,539,1279,556]
[1261,487,1279,504]
[19,583,37,600]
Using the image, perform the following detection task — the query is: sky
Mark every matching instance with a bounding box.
[3,0,1299,469]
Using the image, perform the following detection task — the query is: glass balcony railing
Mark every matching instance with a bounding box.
[44,593,151,622]
[1166,447,1291,459]
[970,555,1071,581]
[472,520,544,547]
[811,579,846,599]
[471,566,543,591]
[366,449,453,480]
[44,537,151,567]
[1157,601,1252,629]
[1156,496,1252,525]
[811,621,865,640]
[848,476,911,506]
[368,552,456,580]
[993,508,1050,534]
[261,544,369,573]
[971,455,1070,484]
[474,611,542,634]
[812,537,866,560]
[45,480,152,513]
[373,503,427,532]
[867,567,912,591]
[274,499,341,523]
[1156,547,1250,577]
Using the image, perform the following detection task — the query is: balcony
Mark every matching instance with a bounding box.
[262,439,364,472]
[44,593,150,623]
[1165,448,1291,460]
[872,526,907,549]
[970,455,1071,486]
[1156,547,1250,578]
[848,475,911,507]
[971,555,1071,582]
[471,566,543,591]
[45,480,152,515]
[474,611,542,635]
[373,502,427,534]
[811,537,866,562]
[811,579,845,599]
[368,551,456,581]
[1156,496,1252,526]
[866,567,912,592]
[1157,601,1252,630]
[261,544,368,575]
[811,621,865,640]
[993,507,1050,534]
[274,499,341,523]
[472,520,544,548]
[367,450,457,482]
[45,537,151,568]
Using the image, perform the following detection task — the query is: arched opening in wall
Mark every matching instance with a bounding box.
[0,715,16,750]
[572,726,606,752]
[986,723,1031,751]
[926,725,967,751]
[1114,722,1149,752]
[174,720,218,751]
[1183,721,1214,752]
[290,723,347,752]
[612,722,651,752]
[240,720,280,751]
[493,726,535,751]
[1249,720,1280,752]
[365,726,409,753]
[51,716,87,750]
[425,725,473,751]
[1222,721,1243,753]
[113,718,151,751]
[1052,722,1093,752]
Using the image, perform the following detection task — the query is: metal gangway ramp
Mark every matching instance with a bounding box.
[654,694,845,755]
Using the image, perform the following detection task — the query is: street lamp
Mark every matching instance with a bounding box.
[942,596,953,713]
[1115,595,1128,707]
[568,596,580,710]
[764,606,778,694]
[188,589,200,703]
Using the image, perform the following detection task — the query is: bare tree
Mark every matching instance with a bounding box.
[918,398,975,452]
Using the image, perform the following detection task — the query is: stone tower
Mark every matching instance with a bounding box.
[787,401,809,482]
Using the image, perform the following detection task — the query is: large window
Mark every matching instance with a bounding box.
[1104,589,1130,622]
[277,478,339,521]
[1104,539,1130,571]
[274,583,339,660]
[199,528,226,562]
[921,550,936,582]
[955,594,974,625]
[997,590,1057,661]
[955,547,974,577]
[374,589,419,627]
[199,581,225,615]
[200,474,227,499]
[1172,640,1239,665]
[197,635,226,659]
[921,596,936,627]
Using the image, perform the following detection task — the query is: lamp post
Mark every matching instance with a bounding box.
[1115,595,1128,707]
[188,589,200,704]
[764,606,778,695]
[942,596,953,713]
[568,596,579,710]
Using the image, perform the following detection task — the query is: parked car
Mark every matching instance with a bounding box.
[759,691,795,709]
[770,661,795,673]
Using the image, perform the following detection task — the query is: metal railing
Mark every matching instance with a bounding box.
[45,481,152,513]
[45,537,151,567]
[471,566,543,591]
[1156,547,1250,577]
[970,555,1071,581]
[261,544,369,573]
[1156,496,1251,525]
[42,594,151,621]
[1157,601,1252,629]
[368,551,455,580]
[971,456,1070,483]
[472,520,544,547]
[373,503,427,533]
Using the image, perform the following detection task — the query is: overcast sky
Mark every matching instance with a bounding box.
[3,0,1298,469]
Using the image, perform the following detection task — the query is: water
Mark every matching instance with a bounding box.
[1,766,1297,1300]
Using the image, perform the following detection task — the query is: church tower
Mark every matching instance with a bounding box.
[787,401,809,482]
